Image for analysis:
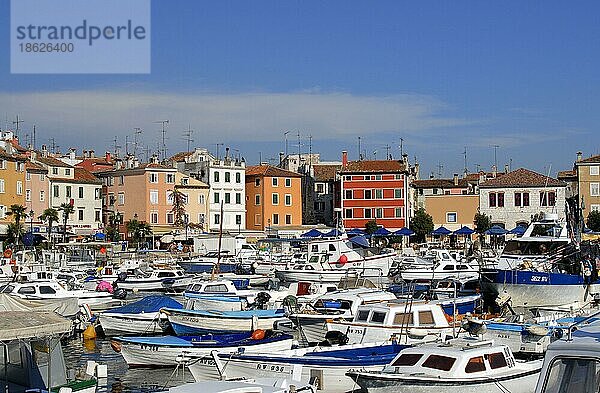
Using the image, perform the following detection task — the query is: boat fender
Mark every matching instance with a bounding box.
[110,340,122,353]
[251,329,266,340]
[337,255,348,265]
[9,259,15,265]
[444,313,454,323]
[83,325,97,340]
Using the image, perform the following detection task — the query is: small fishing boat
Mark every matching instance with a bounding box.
[289,288,397,345]
[183,279,281,312]
[98,295,183,336]
[159,378,315,393]
[186,341,407,392]
[347,338,542,393]
[112,331,294,367]
[276,262,358,284]
[115,267,193,292]
[397,258,479,282]
[178,251,239,274]
[162,308,289,336]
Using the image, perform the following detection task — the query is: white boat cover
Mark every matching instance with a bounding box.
[0,311,72,341]
[0,293,79,317]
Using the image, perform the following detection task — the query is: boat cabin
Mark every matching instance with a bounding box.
[351,301,450,329]
[310,288,396,315]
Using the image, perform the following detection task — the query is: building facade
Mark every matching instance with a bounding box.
[245,165,303,231]
[174,172,210,232]
[0,149,27,227]
[312,163,342,226]
[573,152,600,216]
[479,168,567,229]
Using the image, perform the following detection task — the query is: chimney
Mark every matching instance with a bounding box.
[492,165,497,178]
[430,173,434,179]
[504,164,509,174]
[41,144,48,158]
[150,154,159,164]
[279,152,285,166]
[577,151,582,162]
[89,150,95,158]
[225,147,230,160]
[69,148,76,160]
[342,151,348,169]
[105,151,111,162]
[453,173,459,186]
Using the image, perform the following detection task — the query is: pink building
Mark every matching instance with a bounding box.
[25,161,49,223]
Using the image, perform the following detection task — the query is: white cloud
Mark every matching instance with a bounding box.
[0,90,472,150]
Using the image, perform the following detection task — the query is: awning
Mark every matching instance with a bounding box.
[323,229,343,237]
[431,226,452,236]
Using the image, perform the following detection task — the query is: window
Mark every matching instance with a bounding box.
[465,356,486,373]
[149,173,158,183]
[225,172,231,182]
[78,187,84,198]
[236,172,241,183]
[25,189,31,202]
[395,189,403,199]
[0,160,5,169]
[345,209,353,218]
[514,191,530,207]
[285,214,291,225]
[53,185,59,197]
[40,173,45,181]
[0,205,5,219]
[236,193,242,204]
[16,181,22,195]
[316,183,325,194]
[236,215,242,225]
[370,311,387,324]
[255,194,261,205]
[65,168,71,176]
[393,313,414,325]
[95,188,100,199]
[198,213,205,224]
[26,172,30,181]
[66,186,72,198]
[375,208,383,218]
[214,214,220,225]
[591,166,600,176]
[345,190,353,199]
[225,193,231,204]
[166,213,174,224]
[540,191,556,207]
[356,310,370,322]
[52,167,58,175]
[285,194,292,206]
[272,213,279,225]
[364,189,372,199]
[272,177,278,187]
[285,178,291,187]
[38,286,57,295]
[198,194,205,204]
[591,183,600,197]
[40,190,45,201]
[488,352,508,370]
[364,209,372,219]
[375,189,383,199]
[254,214,261,226]
[392,353,423,367]
[78,209,84,221]
[446,212,457,223]
[498,192,504,207]
[214,171,220,182]
[542,357,600,393]
[150,190,159,204]
[272,193,279,205]
[118,192,125,205]
[591,204,600,212]
[118,175,124,186]
[0,180,4,193]
[166,173,175,183]
[181,177,189,185]
[489,192,504,207]
[150,211,158,224]
[395,207,404,218]
[422,355,456,371]
[418,311,435,326]
[255,178,260,187]
[95,210,101,222]
[214,192,220,204]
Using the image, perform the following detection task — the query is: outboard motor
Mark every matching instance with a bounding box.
[117,272,128,282]
[250,292,272,309]
[113,288,127,300]
[319,330,349,346]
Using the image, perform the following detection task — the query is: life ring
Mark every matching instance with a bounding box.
[337,254,348,265]
[251,329,266,340]
[3,249,12,258]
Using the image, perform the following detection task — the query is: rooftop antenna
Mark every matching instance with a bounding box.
[183,125,194,153]
[284,131,290,157]
[49,138,56,154]
[308,135,313,173]
[142,145,151,162]
[154,120,169,160]
[12,115,23,138]
[491,144,500,170]
[133,127,142,157]
[463,146,468,175]
[399,137,404,157]
[32,124,36,150]
[113,136,121,158]
[125,135,130,155]
[358,136,362,160]
[297,130,301,160]
[373,150,377,160]
[437,162,444,178]
[215,143,224,161]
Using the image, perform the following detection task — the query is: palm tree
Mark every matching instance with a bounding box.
[169,189,187,227]
[39,208,59,244]
[59,203,75,243]
[126,218,152,249]
[6,204,27,246]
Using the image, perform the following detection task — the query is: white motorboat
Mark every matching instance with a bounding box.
[396,249,479,282]
[290,288,397,344]
[159,378,315,393]
[326,300,455,344]
[276,262,358,284]
[116,267,193,292]
[348,338,542,393]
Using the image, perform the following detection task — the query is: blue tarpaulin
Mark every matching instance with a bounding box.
[431,226,452,236]
[350,235,370,247]
[105,295,183,314]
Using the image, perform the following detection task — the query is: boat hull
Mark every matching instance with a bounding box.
[326,321,453,344]
[117,277,193,292]
[166,310,287,335]
[99,312,168,336]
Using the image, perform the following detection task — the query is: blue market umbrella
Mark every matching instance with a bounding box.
[350,235,370,247]
[301,229,323,238]
[508,226,527,235]
[484,225,508,235]
[373,227,391,236]
[453,226,475,235]
[394,227,415,236]
[431,226,452,236]
[323,228,343,237]
[94,232,106,241]
[347,228,366,236]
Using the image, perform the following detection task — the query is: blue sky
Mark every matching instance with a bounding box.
[1,1,599,177]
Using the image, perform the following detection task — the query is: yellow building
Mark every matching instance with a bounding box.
[174,172,210,231]
[574,152,600,217]
[0,149,27,227]
[424,194,479,231]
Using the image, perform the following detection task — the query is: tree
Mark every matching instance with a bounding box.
[126,219,152,249]
[587,211,600,232]
[106,212,122,242]
[6,204,27,246]
[474,211,492,233]
[364,220,379,235]
[410,208,434,243]
[169,189,187,227]
[59,203,75,243]
[39,208,59,244]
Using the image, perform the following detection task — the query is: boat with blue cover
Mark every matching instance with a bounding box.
[187,341,408,392]
[162,308,288,335]
[98,295,183,336]
[112,331,294,366]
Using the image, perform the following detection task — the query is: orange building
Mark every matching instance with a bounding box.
[0,149,27,228]
[245,165,303,231]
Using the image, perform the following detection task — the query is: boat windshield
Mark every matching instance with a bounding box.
[502,240,564,256]
[529,223,563,238]
[542,357,600,393]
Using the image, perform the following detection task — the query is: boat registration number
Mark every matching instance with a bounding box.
[530,276,549,283]
[139,344,160,351]
[256,363,290,373]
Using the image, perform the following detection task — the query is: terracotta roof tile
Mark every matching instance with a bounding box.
[578,155,600,164]
[246,165,303,178]
[36,156,72,168]
[25,161,47,172]
[169,151,193,162]
[341,160,407,173]
[557,169,576,179]
[51,168,101,184]
[313,164,342,182]
[479,168,565,188]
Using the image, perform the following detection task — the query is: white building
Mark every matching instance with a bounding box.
[169,147,246,232]
[479,168,567,229]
